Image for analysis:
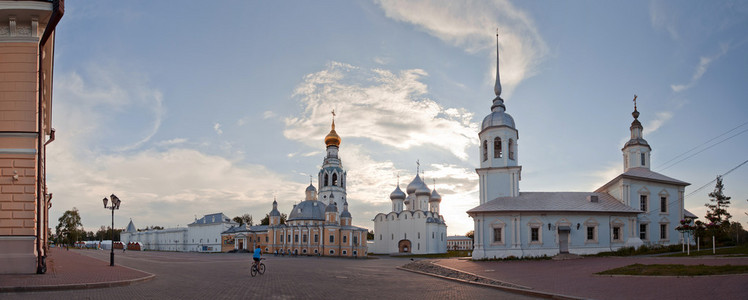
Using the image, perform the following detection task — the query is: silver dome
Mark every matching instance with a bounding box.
[390,186,406,200]
[288,200,327,221]
[429,189,441,202]
[416,185,431,196]
[406,174,427,194]
[481,110,515,130]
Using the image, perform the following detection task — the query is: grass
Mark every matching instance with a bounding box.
[662,244,748,257]
[597,263,748,276]
[590,244,682,257]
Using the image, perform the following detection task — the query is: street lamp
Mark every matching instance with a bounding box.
[103,194,121,266]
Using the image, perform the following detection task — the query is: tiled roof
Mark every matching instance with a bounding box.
[597,168,689,192]
[684,209,698,219]
[467,192,641,214]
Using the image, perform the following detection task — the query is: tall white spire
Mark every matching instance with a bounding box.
[491,30,506,113]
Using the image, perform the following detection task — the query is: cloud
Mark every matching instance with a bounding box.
[644,111,673,136]
[284,62,479,160]
[649,0,680,40]
[670,43,730,92]
[213,123,223,135]
[375,0,548,95]
[263,111,277,119]
[157,138,188,146]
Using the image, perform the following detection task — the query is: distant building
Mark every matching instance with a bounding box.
[447,236,473,250]
[121,213,237,252]
[371,172,448,255]
[0,0,64,274]
[468,35,694,259]
[221,117,368,257]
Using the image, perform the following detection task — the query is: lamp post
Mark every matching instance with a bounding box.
[103,194,121,266]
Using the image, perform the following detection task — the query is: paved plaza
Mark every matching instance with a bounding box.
[1,249,534,299]
[2,248,747,299]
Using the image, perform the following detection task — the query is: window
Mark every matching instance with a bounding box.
[493,228,502,242]
[379,234,382,240]
[294,234,299,243]
[640,224,648,240]
[332,173,338,186]
[482,140,488,161]
[324,173,329,186]
[343,236,347,243]
[392,234,394,240]
[494,137,502,158]
[660,197,667,213]
[342,250,347,255]
[280,235,284,242]
[353,236,357,245]
[641,153,645,166]
[303,234,307,243]
[660,224,667,240]
[586,227,595,241]
[287,235,291,242]
[640,195,648,212]
[613,227,621,241]
[531,228,539,242]
[330,249,334,255]
[265,236,268,242]
[508,139,514,160]
[315,234,319,243]
[404,233,407,239]
[329,235,335,243]
[417,232,420,239]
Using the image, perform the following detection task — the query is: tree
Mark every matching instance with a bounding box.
[233,214,253,226]
[367,230,374,240]
[55,208,83,246]
[465,230,474,240]
[260,213,287,225]
[704,176,732,226]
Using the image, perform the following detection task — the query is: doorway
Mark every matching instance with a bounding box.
[398,240,411,253]
[558,226,570,253]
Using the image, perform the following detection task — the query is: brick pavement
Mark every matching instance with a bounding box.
[435,256,748,300]
[0,247,154,292]
[1,250,537,299]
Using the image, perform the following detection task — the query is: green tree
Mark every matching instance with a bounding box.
[465,230,474,240]
[55,208,83,246]
[704,176,732,226]
[367,230,374,240]
[233,214,253,226]
[260,213,287,225]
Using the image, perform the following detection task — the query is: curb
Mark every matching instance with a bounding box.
[0,273,155,293]
[397,264,585,300]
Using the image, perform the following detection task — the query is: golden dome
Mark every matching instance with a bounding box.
[324,120,341,147]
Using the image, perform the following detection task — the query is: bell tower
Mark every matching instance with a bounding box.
[622,95,651,171]
[318,110,347,210]
[476,32,521,204]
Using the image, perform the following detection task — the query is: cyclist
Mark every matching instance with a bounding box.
[252,245,262,269]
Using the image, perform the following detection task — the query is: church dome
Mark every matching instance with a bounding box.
[416,184,431,196]
[406,174,426,194]
[287,200,327,221]
[390,186,406,200]
[269,199,281,217]
[325,120,341,147]
[429,189,441,202]
[325,202,338,213]
[340,201,351,218]
[481,109,515,131]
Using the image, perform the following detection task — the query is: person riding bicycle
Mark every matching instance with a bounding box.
[252,245,262,269]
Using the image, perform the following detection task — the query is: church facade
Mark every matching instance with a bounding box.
[468,35,693,259]
[222,118,368,257]
[371,173,448,254]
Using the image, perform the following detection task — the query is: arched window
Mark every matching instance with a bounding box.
[494,137,502,158]
[482,140,488,161]
[508,139,514,160]
[332,173,338,186]
[324,173,329,186]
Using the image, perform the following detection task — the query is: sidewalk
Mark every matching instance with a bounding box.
[0,248,154,292]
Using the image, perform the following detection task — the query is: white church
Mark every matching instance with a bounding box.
[371,171,448,254]
[468,35,694,259]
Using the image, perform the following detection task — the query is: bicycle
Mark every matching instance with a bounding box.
[250,258,266,277]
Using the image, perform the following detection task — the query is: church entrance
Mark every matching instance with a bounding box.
[238,239,244,250]
[398,240,411,253]
[558,226,570,253]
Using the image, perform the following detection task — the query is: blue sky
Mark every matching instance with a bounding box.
[48,0,748,236]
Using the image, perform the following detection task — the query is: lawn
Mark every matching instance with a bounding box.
[597,263,748,276]
[662,244,748,257]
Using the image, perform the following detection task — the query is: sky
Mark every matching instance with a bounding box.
[48,0,748,236]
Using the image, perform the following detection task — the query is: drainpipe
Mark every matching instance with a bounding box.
[36,0,64,274]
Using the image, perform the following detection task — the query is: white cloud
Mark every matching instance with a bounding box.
[375,0,548,95]
[213,123,223,135]
[670,43,730,92]
[157,138,188,146]
[263,111,277,119]
[644,111,673,136]
[284,62,479,160]
[649,0,680,40]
